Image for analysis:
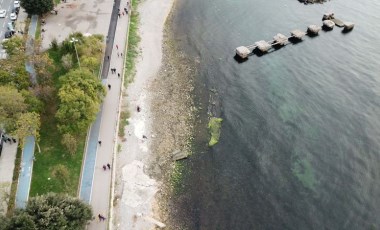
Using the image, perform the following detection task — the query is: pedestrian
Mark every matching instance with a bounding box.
[107,55,110,60]
[122,11,124,16]
[121,52,123,57]
[111,68,114,74]
[98,140,102,145]
[142,135,147,139]
[107,163,111,169]
[137,106,141,112]
[118,13,120,18]
[118,73,120,78]
[117,52,119,57]
[116,44,119,49]
[108,84,111,90]
[98,214,102,221]
[7,138,11,144]
[103,165,107,171]
[12,138,16,143]
[124,7,127,12]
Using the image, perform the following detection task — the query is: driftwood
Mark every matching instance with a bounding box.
[172,150,188,161]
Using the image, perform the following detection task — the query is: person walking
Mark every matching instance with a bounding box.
[117,52,119,57]
[108,84,111,90]
[121,52,123,57]
[98,140,102,145]
[118,73,120,78]
[102,165,107,171]
[107,55,109,60]
[116,44,119,49]
[107,163,111,170]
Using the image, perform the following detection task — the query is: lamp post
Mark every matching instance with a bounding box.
[70,38,81,69]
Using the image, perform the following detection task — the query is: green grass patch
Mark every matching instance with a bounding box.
[30,114,85,196]
[208,117,223,147]
[124,0,141,86]
[35,18,42,40]
[170,161,186,195]
[6,147,22,216]
[118,110,130,137]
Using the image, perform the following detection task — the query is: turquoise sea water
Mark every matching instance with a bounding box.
[171,0,380,229]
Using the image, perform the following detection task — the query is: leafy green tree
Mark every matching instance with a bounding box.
[61,133,78,155]
[4,211,37,230]
[61,53,73,70]
[0,193,92,230]
[1,37,25,56]
[25,193,92,229]
[12,112,41,147]
[0,86,27,132]
[21,90,44,113]
[56,69,105,134]
[21,0,54,15]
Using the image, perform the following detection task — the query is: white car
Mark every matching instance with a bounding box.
[10,12,17,20]
[14,1,20,8]
[0,9,6,18]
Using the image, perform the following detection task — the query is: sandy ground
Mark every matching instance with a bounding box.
[113,0,174,229]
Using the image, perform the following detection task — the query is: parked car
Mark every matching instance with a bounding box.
[0,9,6,18]
[12,7,19,15]
[14,1,20,8]
[10,12,17,20]
[7,22,15,31]
[5,31,14,38]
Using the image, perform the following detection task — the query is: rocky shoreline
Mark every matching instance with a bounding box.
[148,5,199,229]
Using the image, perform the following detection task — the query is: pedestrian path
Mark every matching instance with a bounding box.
[15,136,35,208]
[80,1,131,229]
[0,140,18,214]
[79,105,103,203]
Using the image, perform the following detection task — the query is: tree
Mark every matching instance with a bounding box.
[0,193,92,230]
[21,0,54,15]
[51,164,70,189]
[0,86,27,132]
[61,133,78,155]
[61,54,73,70]
[56,69,105,134]
[12,112,40,147]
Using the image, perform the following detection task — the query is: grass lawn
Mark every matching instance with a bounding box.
[29,48,86,197]
[124,0,141,85]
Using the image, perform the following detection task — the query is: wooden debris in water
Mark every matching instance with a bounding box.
[273,33,288,45]
[235,46,251,59]
[290,29,306,39]
[344,22,355,31]
[307,25,321,35]
[172,150,188,161]
[323,20,335,29]
[254,40,271,52]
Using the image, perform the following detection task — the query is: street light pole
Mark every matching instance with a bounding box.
[70,38,81,69]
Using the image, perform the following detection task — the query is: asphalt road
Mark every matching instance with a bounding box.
[0,0,17,58]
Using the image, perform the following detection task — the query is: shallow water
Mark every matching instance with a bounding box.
[171,0,380,229]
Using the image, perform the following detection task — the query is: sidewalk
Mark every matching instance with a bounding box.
[0,141,18,214]
[79,3,131,230]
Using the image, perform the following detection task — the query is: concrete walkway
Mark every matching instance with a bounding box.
[0,140,18,214]
[77,1,131,229]
[15,136,35,208]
